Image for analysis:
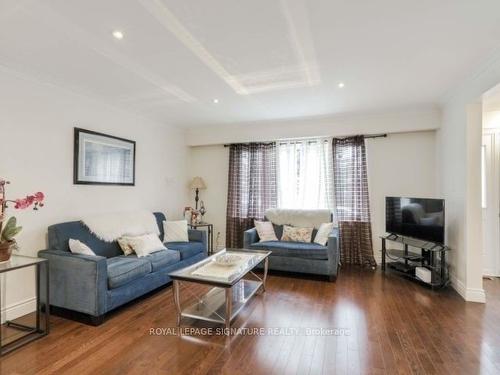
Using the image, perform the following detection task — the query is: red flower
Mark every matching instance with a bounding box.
[34,192,44,202]
[14,198,29,209]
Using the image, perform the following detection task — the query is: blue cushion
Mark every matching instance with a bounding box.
[166,241,205,260]
[249,241,328,260]
[107,257,152,289]
[140,250,180,272]
[48,221,122,258]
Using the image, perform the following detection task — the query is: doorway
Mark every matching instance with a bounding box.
[482,87,500,278]
[482,129,500,277]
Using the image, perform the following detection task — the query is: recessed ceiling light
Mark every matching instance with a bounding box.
[213,99,219,104]
[112,30,124,40]
[338,82,345,88]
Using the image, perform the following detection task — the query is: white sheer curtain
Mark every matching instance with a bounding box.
[277,138,335,211]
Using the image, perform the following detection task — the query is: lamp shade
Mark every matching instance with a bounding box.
[189,176,206,190]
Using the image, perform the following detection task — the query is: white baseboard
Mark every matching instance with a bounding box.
[450,274,466,299]
[1,296,37,324]
[483,269,500,277]
[465,287,487,303]
[450,274,486,303]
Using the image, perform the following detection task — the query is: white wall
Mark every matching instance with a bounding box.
[436,104,469,298]
[0,69,189,321]
[436,49,500,303]
[438,100,485,302]
[189,130,437,264]
[189,146,229,251]
[186,108,440,146]
[366,131,437,261]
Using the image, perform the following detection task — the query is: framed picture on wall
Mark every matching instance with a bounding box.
[73,127,136,185]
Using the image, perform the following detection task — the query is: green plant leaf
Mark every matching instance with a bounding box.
[1,217,22,241]
[4,226,22,241]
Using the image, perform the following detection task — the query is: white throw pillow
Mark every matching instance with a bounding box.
[68,239,96,256]
[163,220,189,243]
[314,222,335,246]
[128,233,167,257]
[254,220,278,242]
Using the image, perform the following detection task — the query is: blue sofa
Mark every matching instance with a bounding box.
[243,209,340,281]
[38,212,206,324]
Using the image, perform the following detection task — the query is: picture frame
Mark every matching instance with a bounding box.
[73,127,136,186]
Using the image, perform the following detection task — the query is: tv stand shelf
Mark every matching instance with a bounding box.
[381,234,450,289]
[385,249,423,261]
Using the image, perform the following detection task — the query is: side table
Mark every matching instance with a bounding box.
[189,222,214,255]
[0,255,49,355]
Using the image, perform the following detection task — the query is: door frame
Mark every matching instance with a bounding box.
[482,129,500,277]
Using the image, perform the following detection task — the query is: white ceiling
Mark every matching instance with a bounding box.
[2,0,500,127]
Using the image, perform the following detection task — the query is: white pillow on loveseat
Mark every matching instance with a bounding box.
[255,220,278,242]
[313,222,334,246]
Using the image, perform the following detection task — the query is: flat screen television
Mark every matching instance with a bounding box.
[386,197,445,244]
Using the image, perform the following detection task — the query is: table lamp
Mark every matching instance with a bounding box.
[189,177,206,209]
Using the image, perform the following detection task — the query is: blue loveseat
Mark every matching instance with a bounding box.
[243,209,340,281]
[38,212,206,324]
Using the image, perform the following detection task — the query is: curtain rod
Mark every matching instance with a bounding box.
[363,133,387,139]
[223,142,275,147]
[223,133,387,147]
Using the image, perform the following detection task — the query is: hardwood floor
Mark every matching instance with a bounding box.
[1,268,499,374]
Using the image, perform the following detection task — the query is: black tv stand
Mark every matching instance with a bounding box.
[381,234,450,289]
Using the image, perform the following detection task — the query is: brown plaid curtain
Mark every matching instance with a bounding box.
[332,136,376,267]
[226,143,277,248]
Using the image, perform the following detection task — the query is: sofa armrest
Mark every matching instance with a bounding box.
[188,229,208,255]
[327,228,340,277]
[38,249,108,316]
[243,228,259,248]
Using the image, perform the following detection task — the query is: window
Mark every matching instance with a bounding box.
[277,138,334,210]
